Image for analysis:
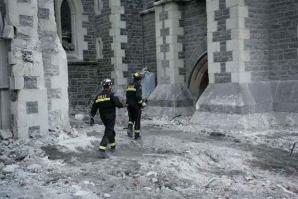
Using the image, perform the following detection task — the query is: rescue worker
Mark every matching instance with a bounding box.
[126,72,146,140]
[90,78,124,159]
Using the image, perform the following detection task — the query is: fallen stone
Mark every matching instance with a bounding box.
[75,114,85,121]
[152,178,158,183]
[144,187,152,191]
[2,164,19,173]
[0,129,12,140]
[27,164,42,173]
[146,171,157,178]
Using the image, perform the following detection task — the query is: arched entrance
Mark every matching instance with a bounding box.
[188,52,208,100]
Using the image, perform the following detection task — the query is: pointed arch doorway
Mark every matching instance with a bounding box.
[188,52,209,101]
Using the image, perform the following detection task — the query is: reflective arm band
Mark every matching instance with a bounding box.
[96,98,110,103]
[110,143,116,147]
[138,100,143,104]
[99,146,107,150]
[126,88,136,91]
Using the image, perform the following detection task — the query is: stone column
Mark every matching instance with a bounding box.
[38,0,70,130]
[109,0,128,87]
[147,0,194,118]
[6,0,48,138]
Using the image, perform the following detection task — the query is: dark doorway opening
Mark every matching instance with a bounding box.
[0,40,10,130]
[188,52,209,101]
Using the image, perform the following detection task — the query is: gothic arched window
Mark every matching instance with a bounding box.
[54,0,86,60]
[61,0,74,51]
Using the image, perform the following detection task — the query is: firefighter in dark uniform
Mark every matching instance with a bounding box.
[126,72,146,140]
[90,79,124,159]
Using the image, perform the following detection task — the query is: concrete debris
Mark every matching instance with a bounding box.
[2,164,19,173]
[0,117,297,198]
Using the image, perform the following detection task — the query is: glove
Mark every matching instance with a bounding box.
[141,102,147,108]
[90,117,95,126]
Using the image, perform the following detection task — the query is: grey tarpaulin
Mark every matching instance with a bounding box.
[142,69,156,99]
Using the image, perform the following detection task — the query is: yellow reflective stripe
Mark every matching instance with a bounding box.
[96,98,110,103]
[128,121,133,124]
[110,143,116,147]
[135,130,140,133]
[99,146,107,150]
[127,88,136,91]
[138,100,143,104]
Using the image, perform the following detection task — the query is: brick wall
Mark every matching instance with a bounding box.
[269,0,298,81]
[81,0,97,61]
[68,0,113,108]
[142,12,157,74]
[95,0,114,81]
[245,0,298,81]
[121,0,144,78]
[68,62,98,107]
[142,0,154,10]
[245,0,271,81]
[183,0,207,83]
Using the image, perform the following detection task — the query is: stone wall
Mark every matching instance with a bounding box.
[95,0,114,81]
[142,11,157,74]
[142,0,155,10]
[183,0,207,84]
[81,0,97,61]
[122,0,144,76]
[7,0,49,138]
[269,0,298,81]
[68,62,98,108]
[244,0,271,81]
[39,0,70,130]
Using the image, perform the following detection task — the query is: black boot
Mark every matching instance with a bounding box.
[134,133,141,140]
[127,123,133,138]
[97,150,109,159]
[110,146,116,153]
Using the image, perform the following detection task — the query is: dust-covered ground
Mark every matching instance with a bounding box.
[0,117,298,199]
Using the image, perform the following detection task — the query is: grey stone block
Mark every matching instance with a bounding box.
[160,44,169,52]
[22,51,33,63]
[38,8,50,19]
[160,28,169,37]
[214,72,231,83]
[24,76,37,89]
[19,15,33,27]
[47,88,62,99]
[26,101,38,114]
[213,51,233,63]
[159,10,168,21]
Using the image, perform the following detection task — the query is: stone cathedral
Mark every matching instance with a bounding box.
[0,0,297,138]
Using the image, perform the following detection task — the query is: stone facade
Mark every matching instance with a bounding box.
[192,0,298,129]
[1,0,298,136]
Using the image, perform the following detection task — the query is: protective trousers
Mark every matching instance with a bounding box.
[99,115,116,151]
[127,105,142,136]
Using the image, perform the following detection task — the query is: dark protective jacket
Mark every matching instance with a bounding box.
[126,80,143,107]
[91,89,123,118]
